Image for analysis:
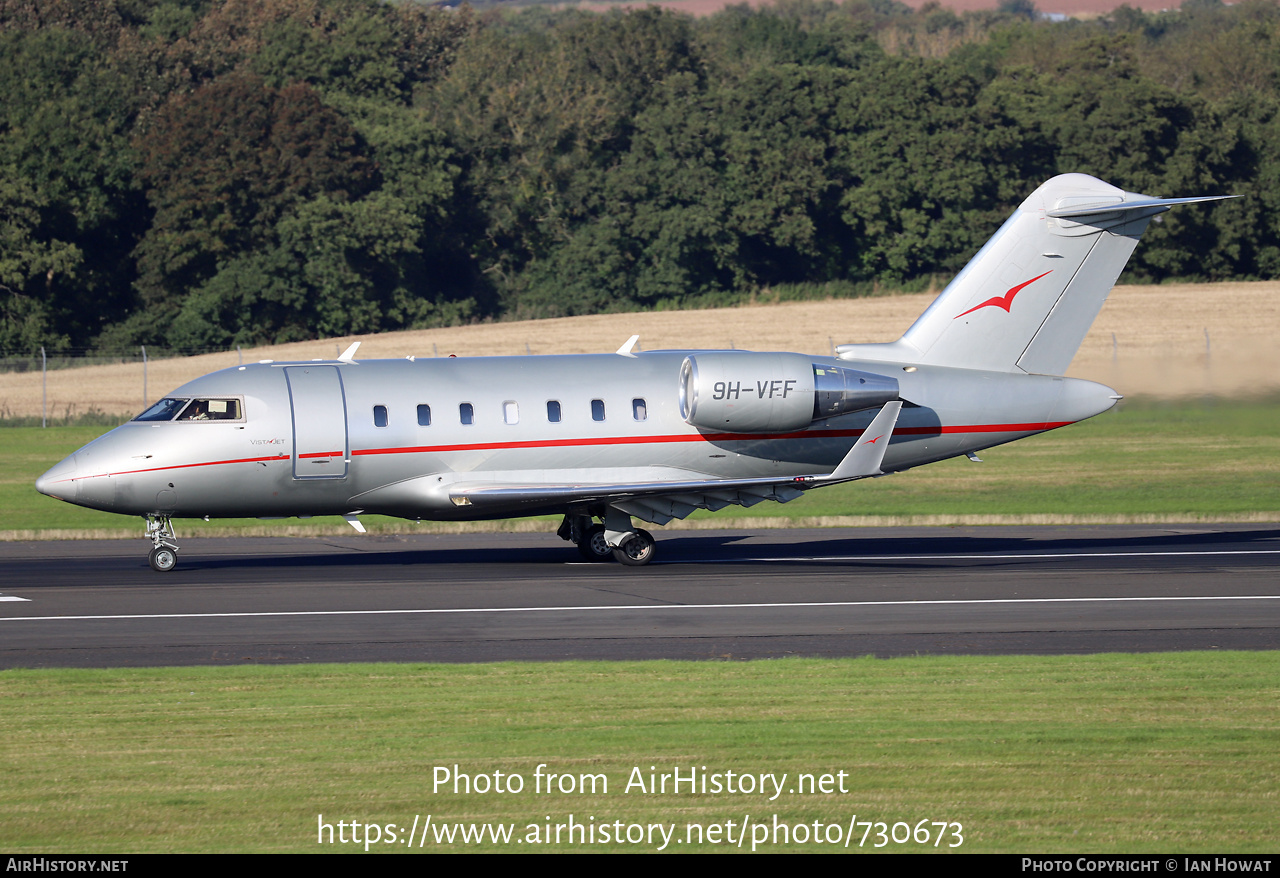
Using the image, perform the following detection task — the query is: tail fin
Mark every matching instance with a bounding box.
[837,174,1232,375]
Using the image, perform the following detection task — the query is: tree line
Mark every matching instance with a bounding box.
[1,0,1276,354]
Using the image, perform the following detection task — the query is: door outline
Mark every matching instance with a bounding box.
[284,366,349,480]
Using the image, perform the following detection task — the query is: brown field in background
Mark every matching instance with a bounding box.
[3,281,1277,420]
[574,0,1182,19]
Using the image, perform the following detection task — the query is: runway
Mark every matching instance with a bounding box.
[1,524,1277,667]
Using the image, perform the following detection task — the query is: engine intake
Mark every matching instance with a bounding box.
[679,352,898,433]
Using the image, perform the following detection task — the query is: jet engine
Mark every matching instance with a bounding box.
[679,352,899,433]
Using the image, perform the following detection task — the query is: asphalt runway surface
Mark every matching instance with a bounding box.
[1,524,1277,667]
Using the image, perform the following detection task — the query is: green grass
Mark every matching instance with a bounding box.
[3,396,1278,538]
[1,654,1275,852]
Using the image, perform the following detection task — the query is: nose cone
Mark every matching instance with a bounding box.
[36,453,79,502]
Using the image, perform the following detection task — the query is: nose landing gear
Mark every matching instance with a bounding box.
[149,545,178,572]
[145,514,180,572]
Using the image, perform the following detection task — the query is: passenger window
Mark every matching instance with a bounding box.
[591,399,605,422]
[632,398,647,421]
[417,404,431,427]
[547,400,561,423]
[504,401,518,425]
[460,403,474,425]
[373,405,388,428]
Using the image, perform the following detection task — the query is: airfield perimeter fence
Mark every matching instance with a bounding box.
[0,346,249,375]
[2,341,525,425]
[0,346,249,427]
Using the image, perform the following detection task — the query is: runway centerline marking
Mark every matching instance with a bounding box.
[3,594,1278,623]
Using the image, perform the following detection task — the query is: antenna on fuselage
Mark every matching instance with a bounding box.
[337,342,360,363]
[616,335,640,357]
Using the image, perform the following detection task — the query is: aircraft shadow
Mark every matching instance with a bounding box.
[165,526,1280,573]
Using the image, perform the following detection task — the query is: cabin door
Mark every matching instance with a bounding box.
[284,365,349,480]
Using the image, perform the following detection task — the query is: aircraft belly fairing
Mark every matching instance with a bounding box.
[35,174,1233,569]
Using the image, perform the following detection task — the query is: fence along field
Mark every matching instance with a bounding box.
[2,281,1278,421]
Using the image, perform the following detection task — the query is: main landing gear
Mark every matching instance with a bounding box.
[145,514,180,572]
[577,524,613,562]
[558,510,657,566]
[611,528,655,566]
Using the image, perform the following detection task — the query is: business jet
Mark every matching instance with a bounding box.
[35,174,1231,570]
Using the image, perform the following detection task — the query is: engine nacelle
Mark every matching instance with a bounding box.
[812,362,901,420]
[679,352,898,433]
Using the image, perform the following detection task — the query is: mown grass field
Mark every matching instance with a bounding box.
[0,654,1275,853]
[4,395,1277,539]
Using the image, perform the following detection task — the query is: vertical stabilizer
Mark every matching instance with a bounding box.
[836,174,1231,375]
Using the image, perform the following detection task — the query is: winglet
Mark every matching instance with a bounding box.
[616,335,640,357]
[829,401,903,480]
[343,514,366,533]
[338,341,361,362]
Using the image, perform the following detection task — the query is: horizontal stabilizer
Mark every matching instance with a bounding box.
[1047,194,1235,219]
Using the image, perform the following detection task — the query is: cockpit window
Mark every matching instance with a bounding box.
[176,398,243,421]
[133,398,188,421]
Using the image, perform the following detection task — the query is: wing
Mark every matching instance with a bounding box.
[442,402,904,525]
[450,472,812,524]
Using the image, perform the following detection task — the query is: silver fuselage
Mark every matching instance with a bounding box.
[36,351,1116,522]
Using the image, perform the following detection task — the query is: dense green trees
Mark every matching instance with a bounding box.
[0,0,1276,353]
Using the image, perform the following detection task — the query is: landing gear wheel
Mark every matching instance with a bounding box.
[149,545,178,573]
[144,515,180,573]
[577,524,613,562]
[612,529,656,567]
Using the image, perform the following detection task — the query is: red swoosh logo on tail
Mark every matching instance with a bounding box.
[954,270,1053,319]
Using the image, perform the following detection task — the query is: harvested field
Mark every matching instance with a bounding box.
[2,282,1277,420]
[572,0,1183,19]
